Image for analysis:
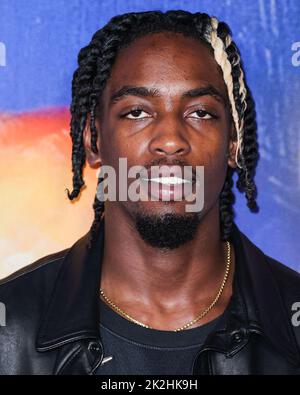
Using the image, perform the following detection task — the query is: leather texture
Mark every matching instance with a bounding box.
[0,219,300,375]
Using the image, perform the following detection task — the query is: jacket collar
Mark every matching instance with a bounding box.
[36,218,300,365]
[214,224,300,365]
[36,218,105,351]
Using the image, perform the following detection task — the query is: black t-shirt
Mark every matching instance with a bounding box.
[95,296,227,375]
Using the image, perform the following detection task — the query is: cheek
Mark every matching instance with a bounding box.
[197,138,229,200]
[100,134,142,182]
[205,151,227,184]
[195,130,228,167]
[102,123,148,163]
[99,125,125,163]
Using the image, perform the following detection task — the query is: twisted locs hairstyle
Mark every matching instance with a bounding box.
[66,10,259,249]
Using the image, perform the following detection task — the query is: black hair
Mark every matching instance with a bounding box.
[66,10,259,249]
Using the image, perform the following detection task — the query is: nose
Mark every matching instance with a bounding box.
[148,114,191,157]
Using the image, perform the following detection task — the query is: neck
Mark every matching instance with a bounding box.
[100,203,235,329]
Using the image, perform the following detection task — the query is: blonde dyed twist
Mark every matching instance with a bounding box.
[208,17,248,168]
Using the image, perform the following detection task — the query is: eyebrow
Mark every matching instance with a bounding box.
[110,84,227,105]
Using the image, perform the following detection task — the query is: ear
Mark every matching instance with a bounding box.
[227,123,238,169]
[83,113,102,168]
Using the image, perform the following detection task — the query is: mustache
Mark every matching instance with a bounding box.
[145,157,188,169]
[142,158,198,183]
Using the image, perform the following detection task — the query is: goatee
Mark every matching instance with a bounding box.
[133,212,201,250]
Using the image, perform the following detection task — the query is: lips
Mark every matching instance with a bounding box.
[142,165,195,183]
[144,176,191,185]
[139,165,195,201]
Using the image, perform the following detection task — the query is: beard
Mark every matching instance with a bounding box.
[133,211,201,250]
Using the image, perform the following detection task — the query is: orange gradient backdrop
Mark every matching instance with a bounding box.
[0,108,97,279]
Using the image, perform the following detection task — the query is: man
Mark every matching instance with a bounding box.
[0,10,300,375]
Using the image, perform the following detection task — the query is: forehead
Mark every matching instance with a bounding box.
[103,32,228,99]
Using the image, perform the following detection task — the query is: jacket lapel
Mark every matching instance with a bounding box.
[36,218,106,374]
[194,224,300,373]
[235,226,300,366]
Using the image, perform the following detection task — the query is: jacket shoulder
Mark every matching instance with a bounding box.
[265,254,300,318]
[265,254,300,351]
[265,254,300,292]
[237,226,300,293]
[0,248,70,374]
[0,247,69,289]
[0,247,70,344]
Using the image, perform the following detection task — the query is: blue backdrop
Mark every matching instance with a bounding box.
[0,0,299,271]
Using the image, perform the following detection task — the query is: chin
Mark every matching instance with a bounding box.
[129,208,202,250]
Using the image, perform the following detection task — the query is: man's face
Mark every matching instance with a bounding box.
[86,32,236,247]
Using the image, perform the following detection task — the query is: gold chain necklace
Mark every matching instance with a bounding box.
[100,241,231,332]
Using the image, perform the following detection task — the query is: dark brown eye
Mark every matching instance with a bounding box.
[125,109,151,119]
[189,110,213,119]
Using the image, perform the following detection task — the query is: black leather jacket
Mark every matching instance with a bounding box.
[0,220,300,375]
